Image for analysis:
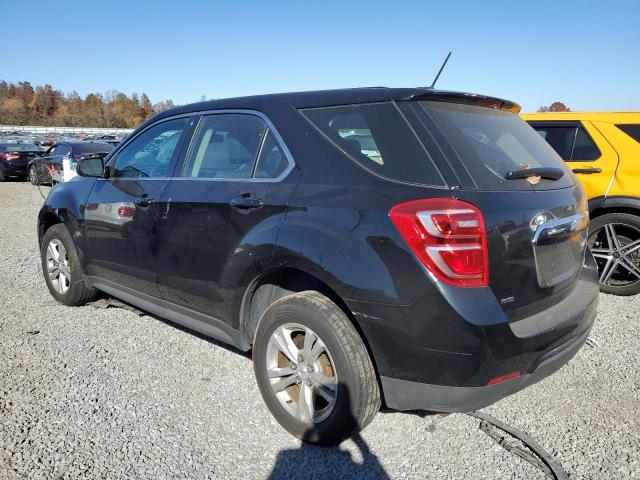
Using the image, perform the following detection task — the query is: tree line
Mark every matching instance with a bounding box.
[0,80,177,128]
[537,101,570,112]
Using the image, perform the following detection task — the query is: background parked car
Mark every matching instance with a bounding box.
[523,112,640,295]
[0,143,44,181]
[30,141,114,185]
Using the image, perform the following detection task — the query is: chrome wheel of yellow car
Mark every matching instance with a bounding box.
[589,213,640,296]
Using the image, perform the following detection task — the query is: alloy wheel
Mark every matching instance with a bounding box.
[266,323,338,423]
[29,167,37,184]
[46,239,71,294]
[589,223,640,287]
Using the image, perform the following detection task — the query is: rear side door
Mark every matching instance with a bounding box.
[84,117,192,298]
[155,111,298,327]
[528,121,619,199]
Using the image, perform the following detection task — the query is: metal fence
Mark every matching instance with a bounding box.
[0,125,134,135]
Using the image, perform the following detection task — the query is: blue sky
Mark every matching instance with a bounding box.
[3,0,639,112]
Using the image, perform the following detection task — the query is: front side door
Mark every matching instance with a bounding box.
[48,144,70,183]
[529,120,619,199]
[84,117,191,298]
[155,112,298,327]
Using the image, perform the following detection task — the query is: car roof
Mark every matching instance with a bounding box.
[521,111,640,124]
[146,87,521,126]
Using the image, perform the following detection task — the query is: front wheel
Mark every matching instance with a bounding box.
[29,166,40,185]
[41,224,98,306]
[252,291,380,445]
[588,212,640,296]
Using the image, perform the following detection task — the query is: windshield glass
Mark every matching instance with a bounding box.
[419,101,573,190]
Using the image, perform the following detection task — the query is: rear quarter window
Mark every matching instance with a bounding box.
[616,124,640,143]
[301,102,445,187]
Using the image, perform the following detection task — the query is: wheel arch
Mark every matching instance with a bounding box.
[589,195,640,220]
[240,267,383,390]
[38,209,62,245]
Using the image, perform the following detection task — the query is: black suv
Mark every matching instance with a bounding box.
[39,88,599,444]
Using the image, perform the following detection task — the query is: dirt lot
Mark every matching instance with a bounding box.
[1,181,639,479]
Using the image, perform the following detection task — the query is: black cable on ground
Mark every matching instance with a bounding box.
[467,411,569,480]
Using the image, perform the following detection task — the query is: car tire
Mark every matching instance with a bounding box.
[252,291,380,445]
[29,166,40,185]
[589,212,640,296]
[41,224,98,306]
[0,167,5,182]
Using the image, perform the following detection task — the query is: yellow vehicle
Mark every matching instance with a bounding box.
[522,112,640,295]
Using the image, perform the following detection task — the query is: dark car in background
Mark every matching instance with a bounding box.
[0,143,44,181]
[29,141,114,185]
[38,87,598,444]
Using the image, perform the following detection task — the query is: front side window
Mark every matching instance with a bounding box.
[112,118,187,178]
[301,103,445,186]
[53,145,71,157]
[182,114,266,179]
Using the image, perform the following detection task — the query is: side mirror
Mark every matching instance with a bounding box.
[76,156,106,177]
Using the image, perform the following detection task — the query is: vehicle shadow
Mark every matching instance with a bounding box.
[267,388,390,480]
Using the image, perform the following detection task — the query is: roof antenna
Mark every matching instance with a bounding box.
[429,52,451,89]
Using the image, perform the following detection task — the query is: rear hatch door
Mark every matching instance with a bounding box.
[402,100,589,319]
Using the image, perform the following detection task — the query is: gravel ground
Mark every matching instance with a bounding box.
[0,181,638,479]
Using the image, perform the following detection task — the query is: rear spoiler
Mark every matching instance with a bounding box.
[405,90,521,114]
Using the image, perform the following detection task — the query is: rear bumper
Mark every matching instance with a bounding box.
[381,324,592,412]
[348,252,599,413]
[2,163,28,176]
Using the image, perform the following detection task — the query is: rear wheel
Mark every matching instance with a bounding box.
[29,166,40,185]
[41,224,98,306]
[588,213,640,296]
[252,291,380,445]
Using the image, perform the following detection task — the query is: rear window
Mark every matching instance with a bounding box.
[301,103,445,186]
[617,124,640,143]
[419,101,572,189]
[74,142,114,154]
[0,144,43,152]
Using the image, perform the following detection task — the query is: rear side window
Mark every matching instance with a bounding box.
[301,103,445,186]
[617,124,640,143]
[531,124,600,161]
[182,114,266,179]
[419,101,572,190]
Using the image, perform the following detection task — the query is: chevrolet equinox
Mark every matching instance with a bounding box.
[39,88,599,444]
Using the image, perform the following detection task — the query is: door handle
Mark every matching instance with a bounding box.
[135,198,155,208]
[230,195,263,214]
[572,167,602,174]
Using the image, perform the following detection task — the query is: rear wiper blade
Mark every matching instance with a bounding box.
[504,167,564,181]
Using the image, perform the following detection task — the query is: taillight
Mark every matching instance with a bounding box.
[0,153,20,161]
[389,198,489,287]
[118,206,135,217]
